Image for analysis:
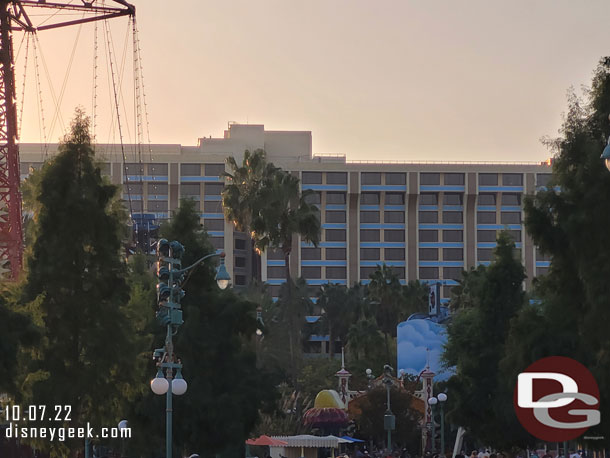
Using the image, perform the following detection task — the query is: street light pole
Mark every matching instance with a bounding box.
[382,365,395,452]
[438,393,447,456]
[428,397,437,452]
[150,240,231,458]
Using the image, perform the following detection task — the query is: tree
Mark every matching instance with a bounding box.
[367,264,404,362]
[508,57,610,447]
[316,283,354,359]
[18,110,144,457]
[129,199,277,457]
[443,232,529,450]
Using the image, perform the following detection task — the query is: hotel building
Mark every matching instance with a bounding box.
[20,123,552,303]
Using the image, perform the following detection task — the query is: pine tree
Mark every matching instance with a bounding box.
[19,109,144,457]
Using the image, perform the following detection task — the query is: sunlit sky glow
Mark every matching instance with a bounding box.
[15,0,610,162]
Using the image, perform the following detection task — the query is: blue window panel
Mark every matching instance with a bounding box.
[201,213,224,219]
[384,205,406,211]
[182,195,201,201]
[267,260,285,266]
[360,223,405,229]
[302,184,348,191]
[501,206,522,212]
[419,205,438,211]
[440,298,450,304]
[127,175,168,182]
[479,186,524,192]
[477,206,497,211]
[536,261,551,267]
[420,185,465,192]
[124,194,143,200]
[306,316,321,323]
[419,224,463,230]
[419,261,464,267]
[265,279,286,285]
[420,279,459,286]
[301,260,347,267]
[309,335,330,342]
[443,205,463,212]
[419,242,464,248]
[399,279,407,285]
[360,242,405,248]
[361,260,405,267]
[208,231,224,237]
[306,279,347,286]
[302,241,347,248]
[153,213,169,219]
[478,242,523,248]
[180,176,222,182]
[477,224,521,230]
[204,195,222,201]
[361,279,371,285]
[321,223,346,229]
[477,261,491,266]
[148,195,169,201]
[361,185,407,191]
[360,205,380,211]
[326,204,346,211]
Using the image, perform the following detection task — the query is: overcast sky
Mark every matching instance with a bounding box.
[16,1,610,162]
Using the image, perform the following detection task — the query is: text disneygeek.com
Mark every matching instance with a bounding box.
[3,423,132,441]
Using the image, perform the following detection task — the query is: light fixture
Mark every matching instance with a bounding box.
[151,370,169,395]
[172,369,188,396]
[428,396,438,405]
[437,393,447,402]
[215,254,231,290]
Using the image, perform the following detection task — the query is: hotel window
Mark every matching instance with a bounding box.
[204,164,225,176]
[203,201,222,213]
[502,173,523,186]
[326,211,346,223]
[385,248,405,260]
[326,229,346,241]
[209,237,224,250]
[235,239,247,250]
[442,212,463,223]
[501,212,521,224]
[361,192,380,205]
[443,193,463,205]
[304,191,321,205]
[385,173,406,185]
[235,275,246,286]
[326,248,347,260]
[501,193,521,205]
[131,201,143,212]
[302,248,322,260]
[384,211,405,223]
[301,267,322,279]
[419,230,438,242]
[181,183,200,197]
[536,247,551,261]
[234,256,246,268]
[326,192,346,204]
[507,230,522,242]
[477,212,496,224]
[203,219,224,231]
[479,173,498,186]
[148,183,168,195]
[302,172,322,184]
[326,172,347,184]
[419,212,438,223]
[537,173,552,187]
[326,267,347,279]
[392,267,406,278]
[360,248,380,260]
[443,267,463,280]
[443,248,463,261]
[267,248,284,260]
[148,201,168,211]
[477,230,497,242]
[125,163,144,175]
[360,266,380,278]
[478,193,496,205]
[419,267,439,279]
[362,172,381,185]
[149,163,168,176]
[360,211,380,223]
[360,229,380,242]
[444,173,464,185]
[385,193,405,205]
[442,230,463,242]
[384,230,405,242]
[267,266,286,278]
[181,163,200,176]
[205,183,223,195]
[419,248,439,261]
[420,193,438,205]
[124,183,143,195]
[478,248,493,261]
[420,173,440,185]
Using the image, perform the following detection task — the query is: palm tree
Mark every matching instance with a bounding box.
[316,283,353,359]
[366,263,404,362]
[347,316,384,361]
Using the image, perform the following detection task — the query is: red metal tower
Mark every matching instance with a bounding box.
[0,0,134,279]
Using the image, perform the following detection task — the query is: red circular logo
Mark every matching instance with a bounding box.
[513,356,600,441]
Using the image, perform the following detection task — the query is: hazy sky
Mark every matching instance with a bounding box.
[15,1,610,162]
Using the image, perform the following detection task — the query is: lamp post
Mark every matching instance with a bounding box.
[428,393,448,456]
[382,365,395,452]
[150,239,231,458]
